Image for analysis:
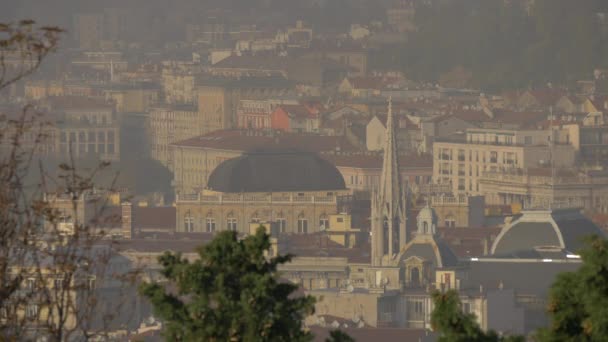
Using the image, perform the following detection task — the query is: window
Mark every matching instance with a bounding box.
[337,217,344,223]
[490,151,498,163]
[206,216,216,232]
[458,149,465,161]
[184,211,194,232]
[54,278,64,290]
[524,136,532,145]
[26,278,36,291]
[277,217,286,233]
[414,301,423,313]
[297,215,308,233]
[227,215,237,231]
[87,277,95,291]
[319,215,329,230]
[26,304,38,320]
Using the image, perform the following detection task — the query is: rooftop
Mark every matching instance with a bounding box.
[207,149,346,193]
[171,130,358,153]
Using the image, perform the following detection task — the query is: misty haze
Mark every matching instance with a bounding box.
[1,0,608,341]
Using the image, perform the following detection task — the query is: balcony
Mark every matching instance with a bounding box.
[177,193,339,205]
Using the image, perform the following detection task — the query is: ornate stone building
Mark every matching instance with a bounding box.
[175,149,351,235]
[371,98,409,266]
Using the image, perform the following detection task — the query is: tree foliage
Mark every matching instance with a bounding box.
[140,227,317,341]
[404,0,608,91]
[536,235,608,341]
[431,290,524,342]
[432,236,608,341]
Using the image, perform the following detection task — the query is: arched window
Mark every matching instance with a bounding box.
[411,267,420,287]
[297,214,308,234]
[319,214,329,230]
[227,213,237,231]
[206,213,216,233]
[184,211,194,232]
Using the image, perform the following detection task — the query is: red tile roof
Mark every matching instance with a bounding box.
[528,89,566,106]
[279,104,319,119]
[171,130,358,153]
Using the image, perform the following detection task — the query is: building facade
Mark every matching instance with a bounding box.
[147,105,199,169]
[174,149,351,235]
[433,128,576,195]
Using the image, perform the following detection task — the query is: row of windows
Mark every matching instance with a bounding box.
[183,214,329,233]
[59,143,115,155]
[60,131,115,143]
[438,148,518,165]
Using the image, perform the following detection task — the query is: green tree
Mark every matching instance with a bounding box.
[431,290,524,342]
[536,235,608,341]
[140,227,317,341]
[326,329,355,342]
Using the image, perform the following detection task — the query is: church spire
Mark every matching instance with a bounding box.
[371,97,408,266]
[379,96,402,212]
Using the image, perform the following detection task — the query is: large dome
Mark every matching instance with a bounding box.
[491,208,605,256]
[207,149,346,193]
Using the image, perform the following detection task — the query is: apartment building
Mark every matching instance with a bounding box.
[197,76,293,134]
[147,105,199,169]
[42,97,121,161]
[480,168,608,213]
[433,128,575,195]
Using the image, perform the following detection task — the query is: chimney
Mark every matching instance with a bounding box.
[121,201,133,239]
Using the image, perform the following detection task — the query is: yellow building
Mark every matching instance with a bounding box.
[197,76,292,134]
[170,130,357,194]
[175,149,351,235]
[24,80,64,101]
[147,105,200,169]
[161,61,200,105]
[104,84,159,113]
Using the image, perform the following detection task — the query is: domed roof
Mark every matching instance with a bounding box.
[417,205,437,224]
[207,149,346,193]
[399,237,459,268]
[491,209,605,256]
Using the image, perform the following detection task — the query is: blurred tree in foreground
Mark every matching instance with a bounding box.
[431,290,524,342]
[141,227,353,341]
[432,235,608,341]
[536,235,608,341]
[0,20,136,341]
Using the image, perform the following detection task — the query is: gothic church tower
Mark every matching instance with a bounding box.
[371,97,408,266]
